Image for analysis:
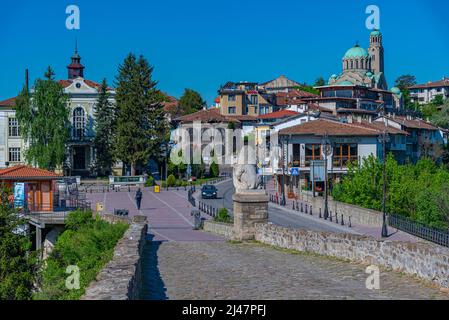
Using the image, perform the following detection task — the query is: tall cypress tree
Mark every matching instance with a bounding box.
[93,79,115,176]
[15,67,69,171]
[114,54,168,175]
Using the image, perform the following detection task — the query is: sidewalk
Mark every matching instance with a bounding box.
[265,179,424,243]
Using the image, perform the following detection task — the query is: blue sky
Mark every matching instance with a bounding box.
[0,0,448,105]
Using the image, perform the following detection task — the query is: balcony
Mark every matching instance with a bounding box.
[332,156,358,169]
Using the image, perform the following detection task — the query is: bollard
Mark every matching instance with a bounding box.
[296,201,299,211]
[341,214,344,226]
[292,202,295,210]
[348,216,352,228]
[310,206,312,216]
[335,213,338,224]
[329,211,333,222]
[319,208,322,219]
[300,202,303,213]
[128,186,130,192]
[305,204,308,214]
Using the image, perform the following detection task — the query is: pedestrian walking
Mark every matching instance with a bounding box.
[135,188,143,210]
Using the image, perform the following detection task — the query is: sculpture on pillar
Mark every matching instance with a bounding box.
[233,164,263,193]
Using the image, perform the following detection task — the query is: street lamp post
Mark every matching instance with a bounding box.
[379,130,389,238]
[322,133,331,220]
[281,136,287,206]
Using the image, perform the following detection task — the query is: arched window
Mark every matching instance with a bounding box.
[350,60,353,69]
[356,60,359,69]
[73,107,85,138]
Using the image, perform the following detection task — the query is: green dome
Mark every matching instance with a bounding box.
[370,30,381,36]
[366,71,373,77]
[337,80,354,86]
[330,74,338,78]
[344,45,369,59]
[391,87,401,94]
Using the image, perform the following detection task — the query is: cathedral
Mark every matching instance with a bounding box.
[328,30,388,90]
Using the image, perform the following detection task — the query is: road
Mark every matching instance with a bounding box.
[198,180,355,234]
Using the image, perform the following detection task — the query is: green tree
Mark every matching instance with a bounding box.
[0,186,37,300]
[114,53,169,175]
[15,67,70,171]
[209,161,219,178]
[394,75,417,109]
[93,79,115,176]
[178,88,206,115]
[431,99,449,128]
[314,77,326,87]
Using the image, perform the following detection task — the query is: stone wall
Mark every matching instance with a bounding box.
[255,223,449,289]
[81,216,148,300]
[203,220,234,238]
[304,196,383,227]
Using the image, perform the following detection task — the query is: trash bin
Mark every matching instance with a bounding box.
[191,210,202,230]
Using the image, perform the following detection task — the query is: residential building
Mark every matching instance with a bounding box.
[218,81,277,116]
[0,98,26,168]
[275,118,408,198]
[375,115,444,163]
[409,77,449,105]
[259,75,302,93]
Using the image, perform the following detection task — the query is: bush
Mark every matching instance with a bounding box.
[161,181,167,188]
[35,210,128,300]
[214,208,232,223]
[144,176,155,187]
[210,162,219,178]
[167,174,176,187]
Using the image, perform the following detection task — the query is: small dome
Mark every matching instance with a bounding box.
[370,30,381,36]
[343,44,369,59]
[337,80,354,86]
[366,71,373,77]
[330,74,338,78]
[391,87,401,95]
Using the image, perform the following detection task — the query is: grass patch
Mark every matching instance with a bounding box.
[34,209,128,300]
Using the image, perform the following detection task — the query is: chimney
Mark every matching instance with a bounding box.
[25,69,29,91]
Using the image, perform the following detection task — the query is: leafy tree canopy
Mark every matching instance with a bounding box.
[14,67,70,171]
[178,88,206,116]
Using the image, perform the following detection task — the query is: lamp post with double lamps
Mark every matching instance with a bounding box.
[378,130,390,238]
[322,132,331,220]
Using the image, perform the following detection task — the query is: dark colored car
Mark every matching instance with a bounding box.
[201,185,218,199]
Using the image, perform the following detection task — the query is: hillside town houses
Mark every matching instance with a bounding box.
[0,29,447,196]
[173,30,447,199]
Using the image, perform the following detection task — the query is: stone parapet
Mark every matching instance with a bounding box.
[203,220,234,238]
[255,223,449,289]
[81,215,148,300]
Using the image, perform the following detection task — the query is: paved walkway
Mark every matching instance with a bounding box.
[87,187,223,242]
[141,241,448,300]
[265,179,422,242]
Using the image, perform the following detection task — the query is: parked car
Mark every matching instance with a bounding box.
[201,185,218,199]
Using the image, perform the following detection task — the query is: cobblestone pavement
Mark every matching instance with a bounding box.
[141,240,448,300]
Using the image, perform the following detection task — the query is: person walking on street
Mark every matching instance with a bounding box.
[135,188,143,210]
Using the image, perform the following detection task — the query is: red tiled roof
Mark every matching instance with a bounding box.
[384,116,438,130]
[0,165,61,179]
[409,78,449,89]
[259,110,299,120]
[279,119,382,136]
[174,108,237,123]
[0,97,16,107]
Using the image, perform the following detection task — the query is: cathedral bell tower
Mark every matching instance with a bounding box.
[368,29,384,75]
[67,41,85,79]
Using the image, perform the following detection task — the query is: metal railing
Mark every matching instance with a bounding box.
[388,214,449,247]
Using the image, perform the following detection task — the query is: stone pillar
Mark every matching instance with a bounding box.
[36,226,42,252]
[233,190,269,241]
